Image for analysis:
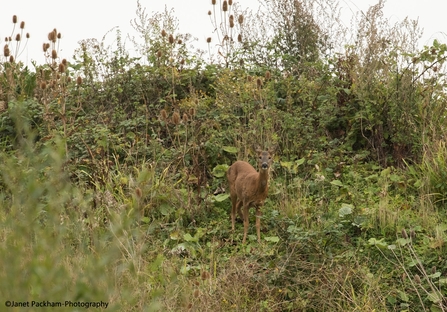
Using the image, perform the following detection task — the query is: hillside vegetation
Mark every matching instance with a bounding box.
[1,0,446,310]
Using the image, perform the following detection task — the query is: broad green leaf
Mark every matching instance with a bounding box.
[339,204,353,217]
[183,233,197,242]
[212,164,229,178]
[331,180,344,187]
[264,236,280,242]
[214,193,229,202]
[222,146,238,154]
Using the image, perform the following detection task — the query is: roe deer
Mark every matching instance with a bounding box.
[227,148,272,244]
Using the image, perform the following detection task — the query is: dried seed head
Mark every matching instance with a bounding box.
[15,34,21,41]
[256,78,262,88]
[20,21,25,29]
[237,34,242,42]
[208,10,212,16]
[43,43,48,52]
[161,29,167,37]
[57,32,62,39]
[247,75,252,82]
[135,187,142,198]
[48,31,56,42]
[414,274,421,284]
[229,0,233,5]
[67,77,72,83]
[212,0,216,4]
[238,15,244,24]
[4,37,8,42]
[193,289,200,298]
[180,58,185,65]
[239,59,244,66]
[229,15,234,28]
[182,113,189,122]
[431,266,437,274]
[12,15,17,24]
[206,37,211,43]
[201,271,210,280]
[171,111,180,125]
[160,109,167,121]
[26,33,30,39]
[177,39,182,44]
[222,1,228,12]
[76,76,82,85]
[433,66,438,72]
[187,303,193,309]
[62,58,67,66]
[157,50,162,58]
[58,63,65,73]
[51,49,58,59]
[189,107,196,117]
[401,228,408,239]
[168,34,174,44]
[40,81,47,90]
[9,55,14,63]
[410,229,416,239]
[265,71,271,80]
[3,45,10,57]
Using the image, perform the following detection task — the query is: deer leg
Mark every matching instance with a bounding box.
[256,206,262,243]
[242,204,249,244]
[237,201,244,220]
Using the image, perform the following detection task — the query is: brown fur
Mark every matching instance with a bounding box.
[227,149,272,243]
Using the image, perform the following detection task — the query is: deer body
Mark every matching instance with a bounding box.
[227,150,272,244]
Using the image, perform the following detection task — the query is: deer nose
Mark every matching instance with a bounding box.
[261,162,268,169]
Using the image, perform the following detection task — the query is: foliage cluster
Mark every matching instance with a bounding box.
[1,1,447,310]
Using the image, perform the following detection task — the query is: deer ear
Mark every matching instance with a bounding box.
[255,146,262,153]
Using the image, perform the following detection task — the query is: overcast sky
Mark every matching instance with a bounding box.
[1,0,445,65]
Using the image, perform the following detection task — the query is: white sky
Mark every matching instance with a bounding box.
[1,0,446,65]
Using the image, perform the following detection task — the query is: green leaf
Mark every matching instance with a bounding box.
[212,164,229,178]
[398,290,409,302]
[183,233,197,242]
[330,180,344,187]
[222,146,238,154]
[339,203,353,217]
[264,236,280,242]
[214,193,229,202]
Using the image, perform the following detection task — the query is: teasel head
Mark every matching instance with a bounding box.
[229,15,234,28]
[414,274,421,284]
[189,107,196,117]
[40,81,47,90]
[20,21,25,29]
[222,1,228,12]
[201,271,210,280]
[161,29,167,37]
[228,0,233,5]
[58,63,65,73]
[76,76,82,85]
[208,10,212,16]
[410,229,416,239]
[193,289,200,298]
[135,187,142,198]
[256,78,262,89]
[48,31,56,42]
[51,49,58,59]
[43,43,49,52]
[168,34,174,44]
[160,109,167,121]
[3,45,10,57]
[237,34,242,42]
[177,39,182,45]
[26,33,30,39]
[157,50,162,58]
[15,34,21,42]
[57,32,62,39]
[206,37,211,43]
[182,113,189,123]
[62,58,67,66]
[238,15,244,24]
[265,71,271,80]
[401,228,408,239]
[9,55,14,63]
[247,75,252,82]
[211,0,216,4]
[12,15,17,24]
[171,111,180,125]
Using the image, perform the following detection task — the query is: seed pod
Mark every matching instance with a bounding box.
[161,29,167,37]
[160,109,167,121]
[208,10,212,16]
[168,34,174,44]
[229,0,233,5]
[401,228,408,239]
[182,113,189,122]
[177,39,182,44]
[57,32,62,39]
[58,63,65,73]
[212,0,216,4]
[256,78,262,88]
[189,107,196,117]
[237,34,242,42]
[3,45,10,57]
[222,1,228,12]
[40,81,47,90]
[157,50,162,58]
[15,34,21,41]
[62,58,67,66]
[12,15,17,24]
[238,15,244,24]
[20,21,25,29]
[265,71,271,80]
[171,111,180,125]
[414,274,421,284]
[193,289,200,298]
[135,187,142,198]
[26,33,30,39]
[51,49,58,59]
[229,15,234,28]
[9,55,14,63]
[76,76,82,85]
[206,37,211,43]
